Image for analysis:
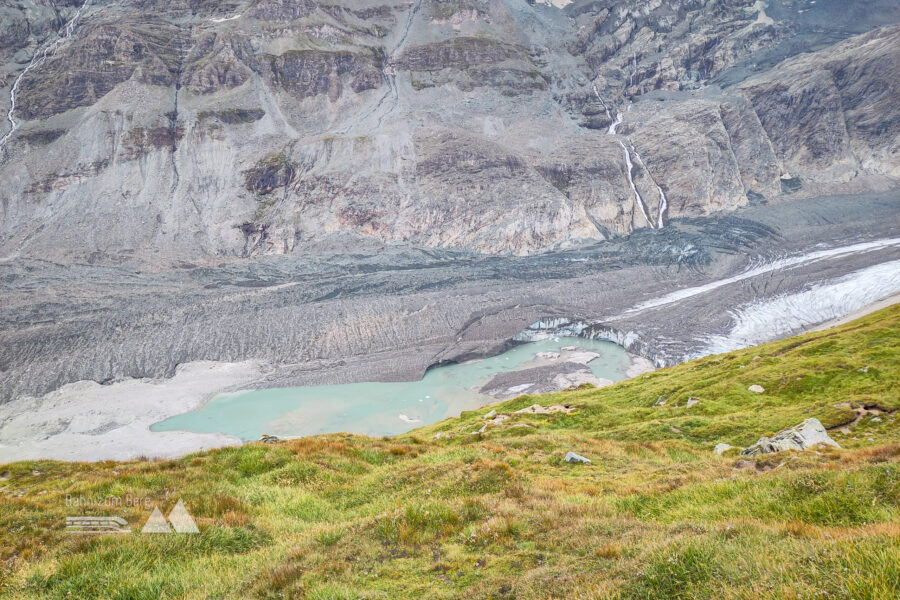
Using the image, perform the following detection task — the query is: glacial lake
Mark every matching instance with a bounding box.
[151,337,632,441]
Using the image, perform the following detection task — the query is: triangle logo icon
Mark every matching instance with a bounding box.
[167,499,199,534]
[141,506,172,534]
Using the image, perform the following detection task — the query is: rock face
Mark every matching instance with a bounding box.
[740,418,840,456]
[0,0,897,264]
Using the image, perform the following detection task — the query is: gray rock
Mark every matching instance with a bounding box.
[686,397,700,408]
[748,385,765,394]
[741,418,840,456]
[713,443,732,455]
[564,451,591,464]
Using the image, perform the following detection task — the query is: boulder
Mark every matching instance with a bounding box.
[686,397,700,408]
[748,385,765,393]
[564,451,591,464]
[714,443,732,455]
[740,418,840,456]
[258,434,281,444]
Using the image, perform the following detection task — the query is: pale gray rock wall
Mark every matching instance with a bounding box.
[0,0,897,264]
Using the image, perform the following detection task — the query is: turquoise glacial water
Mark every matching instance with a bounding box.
[151,337,632,441]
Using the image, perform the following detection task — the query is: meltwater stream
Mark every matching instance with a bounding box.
[152,337,632,441]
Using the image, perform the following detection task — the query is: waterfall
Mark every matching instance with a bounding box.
[591,85,613,124]
[633,148,668,228]
[655,184,668,228]
[0,0,93,154]
[594,85,657,229]
[619,141,654,228]
[608,111,623,136]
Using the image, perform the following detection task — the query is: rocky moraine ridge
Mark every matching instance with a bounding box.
[0,0,898,406]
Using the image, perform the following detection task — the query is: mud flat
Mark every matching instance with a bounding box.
[0,361,266,462]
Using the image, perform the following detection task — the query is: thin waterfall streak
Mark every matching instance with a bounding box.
[0,0,93,153]
[619,141,654,228]
[632,148,668,228]
[656,185,668,228]
[591,85,613,124]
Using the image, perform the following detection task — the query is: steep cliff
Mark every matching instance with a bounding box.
[0,0,898,263]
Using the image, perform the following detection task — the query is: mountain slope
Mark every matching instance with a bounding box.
[0,0,898,263]
[1,303,897,599]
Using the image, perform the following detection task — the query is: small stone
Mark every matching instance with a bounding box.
[748,385,765,394]
[714,443,732,455]
[839,428,851,435]
[870,416,882,423]
[686,397,700,408]
[564,451,591,464]
[484,410,497,419]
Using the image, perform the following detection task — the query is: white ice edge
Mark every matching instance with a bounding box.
[623,237,900,315]
[703,259,900,355]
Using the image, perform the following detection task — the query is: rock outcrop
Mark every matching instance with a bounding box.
[564,451,591,464]
[740,418,840,456]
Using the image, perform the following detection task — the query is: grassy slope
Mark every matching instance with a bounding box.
[0,305,898,600]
